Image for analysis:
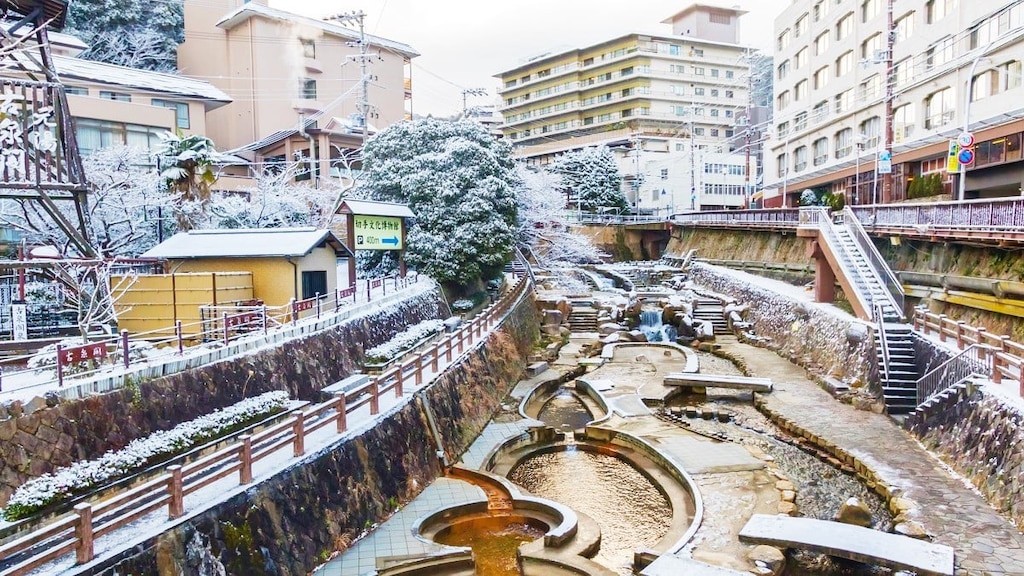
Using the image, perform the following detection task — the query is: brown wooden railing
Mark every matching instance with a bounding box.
[0,273,532,575]
[913,309,1024,394]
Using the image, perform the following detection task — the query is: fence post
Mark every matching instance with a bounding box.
[175,321,184,355]
[383,276,387,297]
[367,279,372,301]
[0,366,4,392]
[956,321,965,348]
[976,327,987,348]
[336,392,347,433]
[395,366,404,397]
[458,328,465,353]
[936,314,947,341]
[262,306,268,335]
[168,465,184,519]
[239,435,253,484]
[56,344,64,388]
[431,346,439,372]
[292,411,305,457]
[121,330,130,369]
[74,503,94,564]
[316,292,321,319]
[370,377,379,415]
[415,353,424,386]
[223,312,230,345]
[290,298,297,326]
[336,288,342,311]
[446,338,453,363]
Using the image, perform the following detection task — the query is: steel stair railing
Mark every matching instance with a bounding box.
[842,207,905,319]
[801,207,878,320]
[916,344,995,405]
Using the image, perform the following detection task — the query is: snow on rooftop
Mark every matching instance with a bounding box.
[53,55,231,103]
[337,199,415,218]
[141,228,350,259]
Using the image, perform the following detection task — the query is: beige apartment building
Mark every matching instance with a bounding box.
[495,4,757,212]
[178,0,418,186]
[764,0,1024,208]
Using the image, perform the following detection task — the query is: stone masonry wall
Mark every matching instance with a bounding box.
[90,290,539,576]
[907,387,1024,531]
[0,289,448,506]
[690,263,874,387]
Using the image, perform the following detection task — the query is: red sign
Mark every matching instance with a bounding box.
[338,286,356,299]
[370,278,383,289]
[294,299,316,313]
[59,343,108,366]
[226,311,260,329]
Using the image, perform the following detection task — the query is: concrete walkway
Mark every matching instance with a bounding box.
[716,336,1024,576]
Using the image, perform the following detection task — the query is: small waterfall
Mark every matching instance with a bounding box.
[640,309,677,343]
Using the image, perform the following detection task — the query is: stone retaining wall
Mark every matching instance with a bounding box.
[689,263,873,386]
[0,289,449,506]
[91,289,539,576]
[906,385,1024,531]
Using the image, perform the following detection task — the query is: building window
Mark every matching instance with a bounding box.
[711,69,720,78]
[894,104,916,142]
[725,90,734,98]
[926,0,954,24]
[777,90,791,111]
[99,91,131,102]
[812,100,829,123]
[794,146,808,171]
[65,86,88,96]
[300,78,317,99]
[862,0,880,22]
[711,89,719,97]
[926,36,955,69]
[925,88,954,128]
[860,116,882,148]
[795,14,808,37]
[694,127,705,136]
[834,89,853,114]
[151,99,190,129]
[794,111,808,131]
[660,168,669,179]
[710,109,720,117]
[795,79,808,102]
[813,0,828,22]
[836,51,854,77]
[814,31,830,56]
[301,271,328,300]
[777,153,788,176]
[813,137,829,166]
[859,75,881,101]
[778,28,792,51]
[695,87,706,96]
[777,60,790,80]
[861,33,882,60]
[894,58,912,88]
[895,12,915,41]
[777,121,790,137]
[834,128,853,158]
[814,66,830,90]
[795,48,808,70]
[74,118,164,156]
[711,128,719,136]
[836,12,853,41]
[301,38,315,59]
[694,66,705,75]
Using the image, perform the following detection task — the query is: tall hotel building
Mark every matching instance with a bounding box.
[495,5,758,213]
[764,0,1024,207]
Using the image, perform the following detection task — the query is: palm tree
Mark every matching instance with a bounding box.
[158,132,218,230]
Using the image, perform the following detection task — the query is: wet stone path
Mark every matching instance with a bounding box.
[716,336,1024,576]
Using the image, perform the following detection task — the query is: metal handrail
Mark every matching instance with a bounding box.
[851,197,1024,232]
[916,344,994,405]
[671,208,801,228]
[843,207,905,319]
[875,302,891,386]
[804,207,876,319]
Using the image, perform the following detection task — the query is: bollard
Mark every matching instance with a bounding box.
[292,411,305,457]
[168,465,184,519]
[74,503,94,564]
[121,330,130,369]
[335,392,348,433]
[239,435,253,484]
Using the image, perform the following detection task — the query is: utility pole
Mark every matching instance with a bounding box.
[882,0,895,203]
[744,54,753,209]
[328,10,370,145]
[461,88,487,117]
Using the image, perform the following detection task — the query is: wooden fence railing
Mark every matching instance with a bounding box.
[913,308,1024,394]
[0,273,531,575]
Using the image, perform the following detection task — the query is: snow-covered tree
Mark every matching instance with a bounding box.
[515,167,605,268]
[158,132,217,231]
[0,146,164,257]
[49,260,136,341]
[203,165,339,230]
[359,118,518,289]
[66,0,183,72]
[551,145,628,213]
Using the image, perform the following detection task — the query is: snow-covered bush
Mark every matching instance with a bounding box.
[364,319,445,364]
[1,391,289,521]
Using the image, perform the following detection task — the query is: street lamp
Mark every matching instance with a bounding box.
[461,88,487,117]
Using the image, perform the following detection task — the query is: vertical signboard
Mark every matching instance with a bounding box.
[946,140,960,173]
[11,303,27,340]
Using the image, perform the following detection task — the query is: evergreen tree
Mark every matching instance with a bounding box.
[551,145,628,213]
[359,118,519,290]
[66,0,183,72]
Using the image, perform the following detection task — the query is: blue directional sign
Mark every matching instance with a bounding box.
[878,150,892,174]
[354,215,404,250]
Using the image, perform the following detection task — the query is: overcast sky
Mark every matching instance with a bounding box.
[273,0,790,117]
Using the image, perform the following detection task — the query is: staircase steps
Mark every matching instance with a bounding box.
[875,323,919,414]
[567,306,599,333]
[692,298,730,335]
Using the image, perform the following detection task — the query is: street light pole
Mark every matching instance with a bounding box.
[881,0,894,203]
[461,88,487,117]
[958,36,1005,201]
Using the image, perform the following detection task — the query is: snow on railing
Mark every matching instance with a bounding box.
[0,273,420,399]
[671,208,801,228]
[841,207,905,319]
[850,197,1024,234]
[0,271,535,575]
[916,344,994,406]
[914,309,1024,394]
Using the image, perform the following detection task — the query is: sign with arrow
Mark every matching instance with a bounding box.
[354,215,404,250]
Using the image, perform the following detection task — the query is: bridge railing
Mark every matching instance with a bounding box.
[671,208,801,228]
[916,344,994,405]
[0,272,534,574]
[841,207,905,318]
[913,309,1024,393]
[850,197,1024,234]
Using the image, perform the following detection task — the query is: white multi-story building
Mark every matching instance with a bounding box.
[764,0,1024,207]
[495,4,757,212]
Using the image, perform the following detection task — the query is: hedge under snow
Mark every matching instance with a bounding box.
[364,319,445,364]
[2,390,289,521]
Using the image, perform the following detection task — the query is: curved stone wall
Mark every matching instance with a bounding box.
[86,289,540,575]
[0,289,449,506]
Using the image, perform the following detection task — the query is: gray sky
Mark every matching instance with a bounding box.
[274,0,789,117]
